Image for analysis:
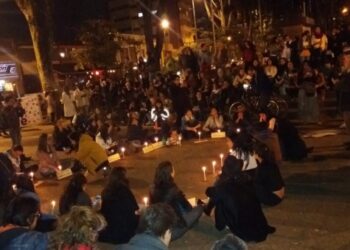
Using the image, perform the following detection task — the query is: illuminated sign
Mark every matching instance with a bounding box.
[0,63,18,77]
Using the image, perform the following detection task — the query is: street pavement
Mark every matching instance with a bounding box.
[0,121,350,250]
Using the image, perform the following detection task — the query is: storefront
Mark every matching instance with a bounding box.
[0,61,23,97]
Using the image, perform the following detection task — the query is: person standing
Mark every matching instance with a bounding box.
[337,46,350,150]
[73,84,89,114]
[3,96,21,146]
[61,86,76,119]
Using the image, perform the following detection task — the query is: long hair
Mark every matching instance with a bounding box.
[59,173,87,215]
[15,174,35,193]
[99,124,110,143]
[37,133,50,153]
[56,206,106,248]
[102,167,129,198]
[153,161,174,189]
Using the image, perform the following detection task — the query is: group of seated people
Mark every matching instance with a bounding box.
[0,119,288,249]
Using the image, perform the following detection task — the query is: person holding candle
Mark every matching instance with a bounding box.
[202,107,224,133]
[252,143,285,206]
[149,161,203,240]
[99,167,139,245]
[95,124,118,155]
[204,155,275,242]
[59,173,92,215]
[181,109,201,139]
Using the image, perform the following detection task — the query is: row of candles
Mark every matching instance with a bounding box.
[201,153,225,182]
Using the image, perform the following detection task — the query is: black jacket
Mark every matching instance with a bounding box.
[99,185,139,244]
[337,72,350,112]
[206,177,271,242]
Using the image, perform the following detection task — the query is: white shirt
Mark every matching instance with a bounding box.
[230,150,258,171]
[61,92,76,118]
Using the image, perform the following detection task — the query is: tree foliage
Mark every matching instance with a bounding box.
[15,0,55,91]
[72,20,120,69]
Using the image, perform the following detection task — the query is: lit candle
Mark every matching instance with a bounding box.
[58,165,62,171]
[198,131,202,141]
[212,161,217,176]
[121,147,126,157]
[201,166,207,182]
[143,197,149,207]
[29,172,34,181]
[154,137,159,143]
[12,184,17,192]
[178,135,182,145]
[217,129,221,133]
[144,142,148,147]
[220,154,224,167]
[236,128,241,133]
[51,200,56,214]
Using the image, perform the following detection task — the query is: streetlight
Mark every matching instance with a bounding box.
[161,18,170,30]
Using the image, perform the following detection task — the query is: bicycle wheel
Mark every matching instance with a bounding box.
[267,100,280,117]
[229,101,244,119]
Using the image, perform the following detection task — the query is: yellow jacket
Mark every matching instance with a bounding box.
[75,134,108,175]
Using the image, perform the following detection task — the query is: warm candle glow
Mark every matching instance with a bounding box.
[58,165,62,171]
[202,166,207,181]
[143,197,149,207]
[154,137,159,143]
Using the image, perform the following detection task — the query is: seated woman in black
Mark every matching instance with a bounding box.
[149,161,203,241]
[126,111,146,143]
[99,167,139,244]
[252,142,285,206]
[181,109,201,139]
[59,173,92,215]
[53,119,72,151]
[205,155,275,243]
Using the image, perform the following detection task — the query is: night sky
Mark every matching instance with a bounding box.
[0,0,109,44]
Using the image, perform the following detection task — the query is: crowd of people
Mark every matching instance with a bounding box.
[0,24,349,249]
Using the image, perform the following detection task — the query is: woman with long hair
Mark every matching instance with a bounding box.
[99,167,139,244]
[59,173,91,215]
[37,133,60,177]
[55,206,106,250]
[150,161,203,241]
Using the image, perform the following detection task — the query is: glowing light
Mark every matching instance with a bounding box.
[161,18,170,29]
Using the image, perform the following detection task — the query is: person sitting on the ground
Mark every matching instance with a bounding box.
[3,145,24,173]
[95,124,118,155]
[211,234,248,250]
[99,167,139,244]
[59,173,92,215]
[203,107,224,132]
[14,174,57,232]
[0,196,48,250]
[54,206,106,250]
[205,156,275,242]
[53,119,73,152]
[119,203,176,250]
[69,132,109,178]
[149,161,203,241]
[181,109,201,139]
[252,142,285,206]
[127,111,147,143]
[36,133,60,177]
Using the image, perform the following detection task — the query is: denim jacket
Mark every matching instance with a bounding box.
[1,230,48,250]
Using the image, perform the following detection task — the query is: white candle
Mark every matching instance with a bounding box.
[178,135,182,145]
[121,147,126,157]
[143,197,149,207]
[198,131,202,141]
[212,161,217,176]
[51,200,56,214]
[12,184,17,192]
[58,165,62,171]
[29,172,34,181]
[220,154,224,167]
[144,142,148,147]
[202,166,207,181]
[154,137,159,143]
[218,129,221,133]
[236,128,241,133]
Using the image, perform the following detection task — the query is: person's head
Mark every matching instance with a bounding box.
[184,109,193,118]
[102,167,129,197]
[227,131,252,156]
[99,124,110,142]
[221,156,243,179]
[5,96,16,106]
[211,234,248,250]
[10,145,24,159]
[15,174,35,193]
[137,203,176,247]
[56,206,106,247]
[60,173,87,215]
[267,59,273,66]
[4,197,40,230]
[154,161,175,188]
[342,46,350,70]
[210,107,219,117]
[314,26,321,34]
